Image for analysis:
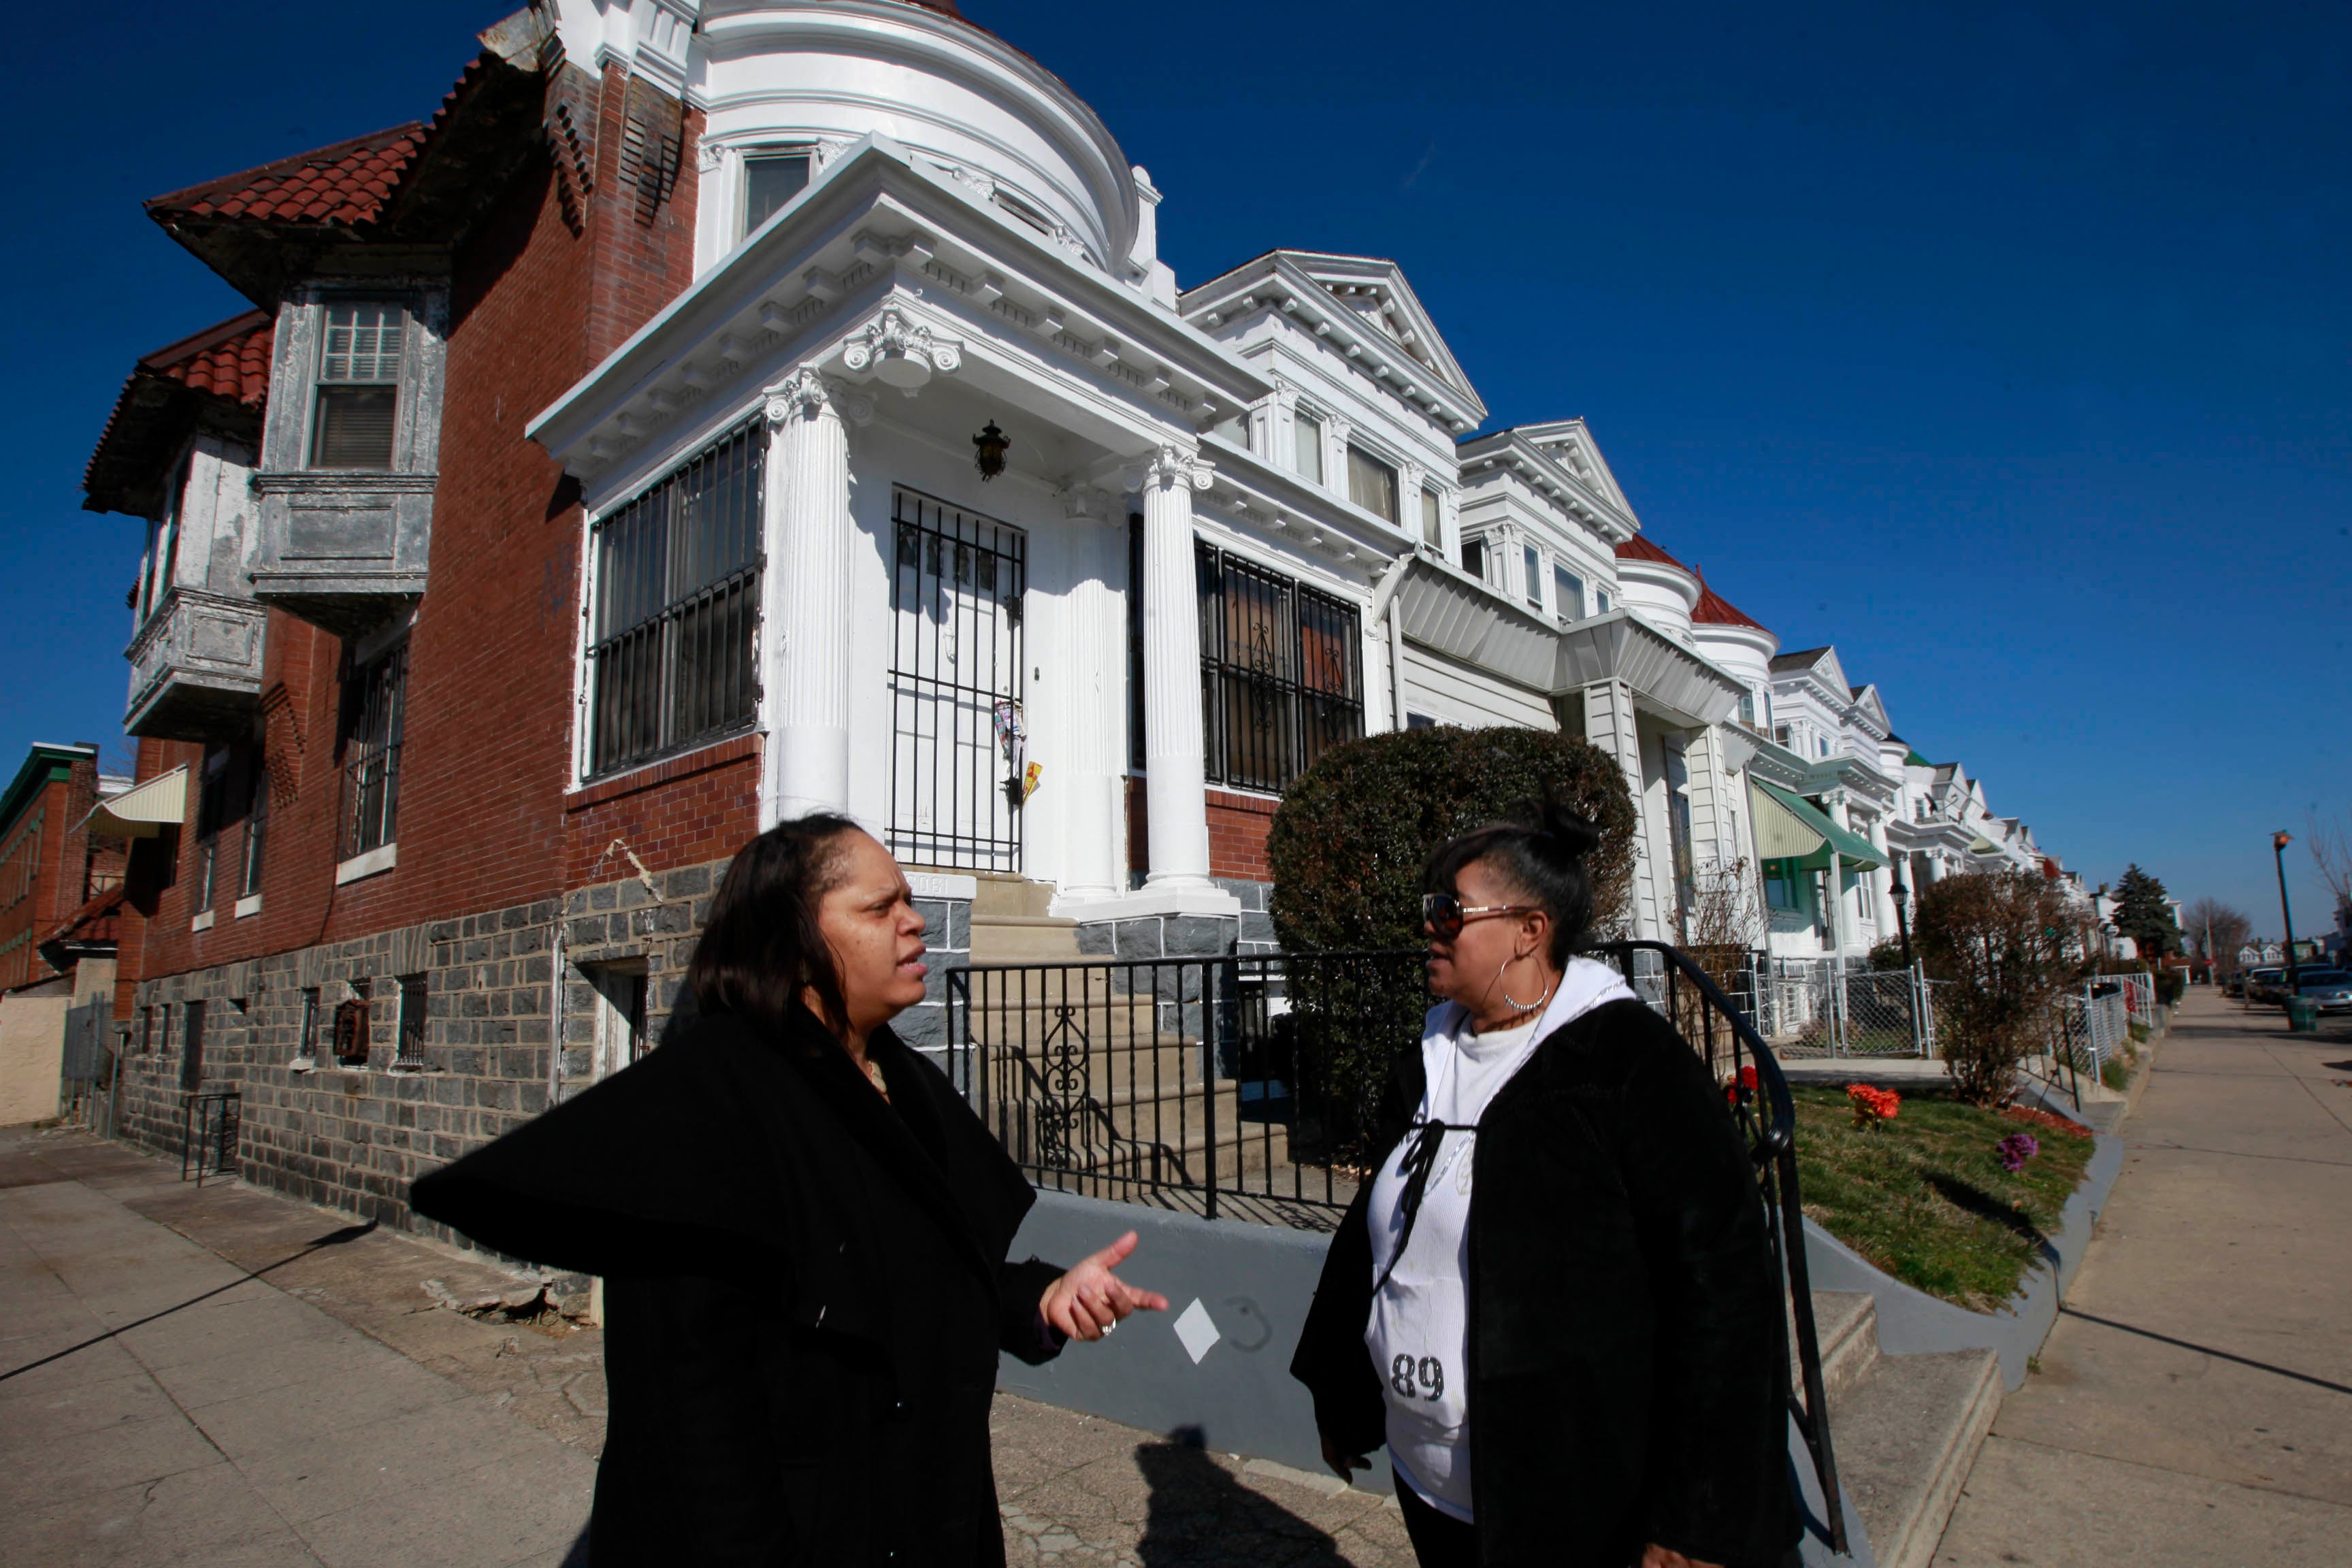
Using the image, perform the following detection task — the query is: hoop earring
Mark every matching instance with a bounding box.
[1498,951,1555,1015]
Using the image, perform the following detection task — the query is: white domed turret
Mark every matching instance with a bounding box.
[1689,570,1778,727]
[546,0,1145,280]
[1612,534,1701,644]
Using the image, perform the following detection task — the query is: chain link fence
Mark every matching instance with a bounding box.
[1745,956,1936,1058]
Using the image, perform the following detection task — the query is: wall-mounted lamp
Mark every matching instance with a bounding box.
[973,420,1011,482]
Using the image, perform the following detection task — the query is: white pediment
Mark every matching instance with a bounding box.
[1850,683,1891,732]
[1274,252,1480,408]
[1508,419,1633,517]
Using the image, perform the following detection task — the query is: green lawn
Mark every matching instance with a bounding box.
[1791,1085,2096,1311]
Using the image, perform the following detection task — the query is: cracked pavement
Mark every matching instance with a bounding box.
[1,1125,1416,1565]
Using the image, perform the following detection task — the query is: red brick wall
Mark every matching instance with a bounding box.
[125,64,733,1000]
[1207,789,1278,883]
[562,734,760,884]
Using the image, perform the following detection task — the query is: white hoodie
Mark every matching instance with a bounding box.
[1364,956,1637,1522]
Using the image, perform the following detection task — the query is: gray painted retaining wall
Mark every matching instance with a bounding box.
[996,1190,1367,1487]
[1000,1190,1878,1563]
[1801,1131,2128,1390]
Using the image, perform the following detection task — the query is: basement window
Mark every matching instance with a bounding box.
[310,303,404,470]
[742,150,812,238]
[392,975,429,1070]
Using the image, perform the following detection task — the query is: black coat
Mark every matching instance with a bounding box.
[410,1008,1064,1567]
[1290,998,1800,1568]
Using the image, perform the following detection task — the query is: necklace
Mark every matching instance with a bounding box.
[860,1056,890,1101]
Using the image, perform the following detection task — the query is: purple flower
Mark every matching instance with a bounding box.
[1997,1132,2040,1173]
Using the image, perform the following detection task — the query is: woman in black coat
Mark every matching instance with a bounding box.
[412,815,1165,1565]
[1290,800,1800,1568]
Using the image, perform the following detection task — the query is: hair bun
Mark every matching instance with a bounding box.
[1533,795,1603,857]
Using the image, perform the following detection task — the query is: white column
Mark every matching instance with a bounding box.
[1141,445,1215,892]
[1582,679,1656,936]
[1054,487,1126,902]
[760,367,855,826]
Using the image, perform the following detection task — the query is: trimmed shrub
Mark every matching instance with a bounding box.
[1268,725,1639,951]
[1265,725,1639,1162]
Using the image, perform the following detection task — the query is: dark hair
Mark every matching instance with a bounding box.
[1424,793,1603,967]
[685,813,865,1042]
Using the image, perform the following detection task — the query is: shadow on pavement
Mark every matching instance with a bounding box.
[2060,1307,2352,1397]
[0,1220,378,1383]
[1134,1426,1355,1567]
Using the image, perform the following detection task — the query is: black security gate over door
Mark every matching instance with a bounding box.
[887,489,1026,871]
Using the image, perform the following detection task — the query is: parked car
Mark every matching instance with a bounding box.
[2291,970,2352,1014]
[2245,967,2287,1003]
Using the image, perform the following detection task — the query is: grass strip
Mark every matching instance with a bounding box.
[1791,1085,2095,1311]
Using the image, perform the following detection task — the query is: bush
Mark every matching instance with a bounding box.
[1914,870,2076,1107]
[1267,725,1639,1160]
[1866,937,1911,973]
[2100,1056,2132,1092]
[2153,969,2185,1005]
[1269,725,1638,951]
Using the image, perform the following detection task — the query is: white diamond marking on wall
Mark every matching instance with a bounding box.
[1173,1298,1221,1366]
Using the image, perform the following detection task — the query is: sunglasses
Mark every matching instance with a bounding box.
[1422,892,1539,940]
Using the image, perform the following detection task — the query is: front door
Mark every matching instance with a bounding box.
[887,489,1026,872]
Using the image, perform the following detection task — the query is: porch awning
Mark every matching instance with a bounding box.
[1750,781,1884,872]
[1967,836,2000,854]
[80,767,188,839]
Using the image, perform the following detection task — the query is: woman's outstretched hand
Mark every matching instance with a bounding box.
[1039,1230,1170,1342]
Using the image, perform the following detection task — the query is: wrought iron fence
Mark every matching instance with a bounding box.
[945,950,1423,1225]
[945,939,1846,1554]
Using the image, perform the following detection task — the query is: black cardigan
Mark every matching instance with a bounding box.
[410,1007,1064,1566]
[1291,998,1801,1568]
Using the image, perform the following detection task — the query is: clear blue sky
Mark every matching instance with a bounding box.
[3,1,2344,936]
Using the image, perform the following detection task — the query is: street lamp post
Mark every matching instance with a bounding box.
[2274,831,2301,992]
[1887,875,1915,970]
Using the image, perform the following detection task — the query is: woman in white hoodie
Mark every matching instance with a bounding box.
[1290,798,1799,1568]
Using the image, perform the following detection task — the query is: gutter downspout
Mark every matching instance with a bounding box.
[1370,554,1413,733]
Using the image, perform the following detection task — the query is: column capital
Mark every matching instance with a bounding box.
[1143,444,1214,493]
[841,306,962,392]
[764,368,872,428]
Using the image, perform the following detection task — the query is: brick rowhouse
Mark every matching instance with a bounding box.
[80,18,746,1233]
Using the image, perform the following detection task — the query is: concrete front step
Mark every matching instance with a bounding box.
[1830,1345,2002,1568]
[1810,1289,1880,1407]
[968,915,1083,962]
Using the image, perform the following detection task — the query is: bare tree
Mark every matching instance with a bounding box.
[2310,810,2352,929]
[1914,870,2076,1107]
[2184,897,2252,977]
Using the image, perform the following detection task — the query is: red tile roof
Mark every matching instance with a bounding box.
[145,312,274,406]
[148,124,425,228]
[1692,571,1768,632]
[1614,534,1688,570]
[82,311,274,511]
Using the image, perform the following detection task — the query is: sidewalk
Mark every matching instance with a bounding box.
[0,1128,598,1566]
[1,1125,1414,1565]
[1931,990,2352,1565]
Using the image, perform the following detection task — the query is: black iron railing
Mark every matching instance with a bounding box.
[948,939,1846,1553]
[1583,940,1847,1554]
[180,1088,240,1185]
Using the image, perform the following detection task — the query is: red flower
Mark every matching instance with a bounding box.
[1846,1083,1901,1127]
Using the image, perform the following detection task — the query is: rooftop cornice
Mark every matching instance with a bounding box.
[1454,428,1637,542]
[528,136,1268,482]
[1176,252,1486,433]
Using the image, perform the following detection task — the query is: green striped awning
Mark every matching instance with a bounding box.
[1749,781,1884,872]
